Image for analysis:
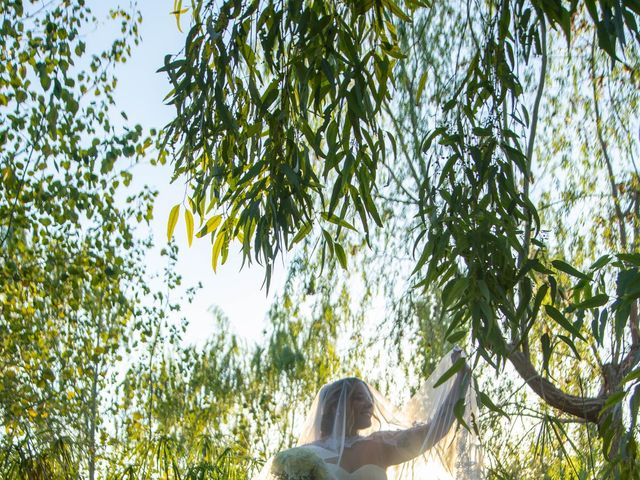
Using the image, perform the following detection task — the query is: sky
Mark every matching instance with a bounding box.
[98,1,289,345]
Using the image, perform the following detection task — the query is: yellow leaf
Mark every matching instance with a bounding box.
[172,0,189,32]
[185,209,194,247]
[212,231,225,273]
[27,408,37,418]
[196,215,222,238]
[167,204,180,241]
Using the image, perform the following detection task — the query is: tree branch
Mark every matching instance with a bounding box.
[517,16,547,356]
[590,36,628,252]
[589,36,639,373]
[507,345,604,423]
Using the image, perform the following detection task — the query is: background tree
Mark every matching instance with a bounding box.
[0,1,156,478]
[107,253,377,479]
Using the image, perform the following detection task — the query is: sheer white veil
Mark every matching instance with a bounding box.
[256,348,482,479]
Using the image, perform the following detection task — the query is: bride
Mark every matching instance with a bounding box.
[257,348,483,480]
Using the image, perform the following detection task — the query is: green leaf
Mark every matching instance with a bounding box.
[614,300,631,340]
[171,0,188,32]
[453,397,469,430]
[438,154,458,186]
[501,142,527,173]
[589,254,612,270]
[291,223,312,245]
[446,330,466,344]
[335,243,347,270]
[441,277,469,309]
[531,284,549,319]
[321,59,335,86]
[167,204,180,241]
[421,127,445,153]
[382,0,411,21]
[541,333,552,373]
[416,71,427,104]
[602,391,626,413]
[443,98,457,112]
[433,358,465,388]
[573,293,609,310]
[261,79,280,111]
[530,259,555,275]
[558,334,581,360]
[617,253,640,266]
[545,305,586,340]
[617,269,640,299]
[321,229,334,256]
[623,368,640,384]
[40,71,51,91]
[477,391,508,418]
[551,259,591,280]
[321,211,356,231]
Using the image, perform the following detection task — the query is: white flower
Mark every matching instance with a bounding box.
[271,447,332,480]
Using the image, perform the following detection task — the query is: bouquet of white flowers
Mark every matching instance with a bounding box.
[271,447,333,480]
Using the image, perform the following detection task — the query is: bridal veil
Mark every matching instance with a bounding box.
[256,348,483,479]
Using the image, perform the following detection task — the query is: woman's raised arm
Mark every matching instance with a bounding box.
[378,353,472,467]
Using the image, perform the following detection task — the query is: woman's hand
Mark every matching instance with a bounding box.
[450,346,463,363]
[450,346,472,384]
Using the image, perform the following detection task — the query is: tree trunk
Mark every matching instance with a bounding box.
[598,363,625,461]
[88,307,105,480]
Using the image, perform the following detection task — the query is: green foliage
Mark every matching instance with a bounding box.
[104,265,361,479]
[0,1,156,478]
[161,0,640,475]
[2,0,640,478]
[0,1,369,478]
[160,0,434,286]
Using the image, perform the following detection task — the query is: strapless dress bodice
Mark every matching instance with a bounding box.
[326,464,388,480]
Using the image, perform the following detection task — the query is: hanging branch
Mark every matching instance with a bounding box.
[518,15,547,358]
[590,34,639,373]
[590,35,628,252]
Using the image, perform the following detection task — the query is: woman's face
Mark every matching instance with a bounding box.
[349,381,374,430]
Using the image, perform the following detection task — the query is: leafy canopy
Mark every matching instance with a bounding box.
[161,0,640,469]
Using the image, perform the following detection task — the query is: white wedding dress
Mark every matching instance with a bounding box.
[305,445,389,480]
[327,464,388,480]
[255,349,482,480]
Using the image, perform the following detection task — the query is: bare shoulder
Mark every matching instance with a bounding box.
[357,431,403,456]
[348,435,388,468]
